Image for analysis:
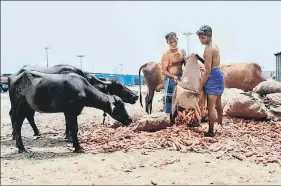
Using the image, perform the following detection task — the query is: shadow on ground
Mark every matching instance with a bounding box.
[1,133,70,148]
[1,150,83,160]
[0,133,87,160]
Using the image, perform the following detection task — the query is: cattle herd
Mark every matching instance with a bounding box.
[8,64,138,153]
[7,60,268,153]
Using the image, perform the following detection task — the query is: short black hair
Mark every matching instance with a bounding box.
[165,32,177,42]
[196,25,212,37]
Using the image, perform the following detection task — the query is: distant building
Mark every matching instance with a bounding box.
[85,72,145,86]
[262,70,275,78]
[275,52,281,82]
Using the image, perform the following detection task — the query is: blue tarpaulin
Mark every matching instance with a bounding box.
[90,73,145,86]
[124,75,134,85]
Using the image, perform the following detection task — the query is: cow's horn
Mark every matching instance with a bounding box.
[92,76,112,85]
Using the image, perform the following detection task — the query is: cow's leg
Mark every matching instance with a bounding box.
[102,112,107,125]
[64,107,81,142]
[25,108,40,136]
[10,108,17,140]
[145,93,149,114]
[65,124,69,138]
[148,91,154,114]
[65,125,72,141]
[64,117,73,142]
[64,113,84,153]
[145,90,154,114]
[15,106,27,153]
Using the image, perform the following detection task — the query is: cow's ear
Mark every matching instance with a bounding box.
[112,95,123,106]
[112,95,120,103]
[111,79,118,85]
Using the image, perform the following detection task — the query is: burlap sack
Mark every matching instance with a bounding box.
[172,55,205,125]
[106,111,147,128]
[221,88,244,108]
[224,93,267,119]
[253,80,281,96]
[133,112,171,132]
[263,93,281,121]
[265,93,281,104]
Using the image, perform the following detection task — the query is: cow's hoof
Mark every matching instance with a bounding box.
[204,132,214,137]
[201,117,208,123]
[18,148,27,153]
[66,136,73,142]
[187,123,200,128]
[73,148,85,153]
[33,132,41,136]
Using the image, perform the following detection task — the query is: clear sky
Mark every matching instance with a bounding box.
[1,1,281,75]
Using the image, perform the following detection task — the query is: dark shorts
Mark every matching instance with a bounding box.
[204,67,225,96]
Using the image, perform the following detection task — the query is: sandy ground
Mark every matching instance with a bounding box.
[1,86,281,185]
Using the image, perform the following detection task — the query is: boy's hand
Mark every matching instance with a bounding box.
[173,76,179,84]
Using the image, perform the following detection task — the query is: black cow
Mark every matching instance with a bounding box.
[15,64,139,104]
[9,70,132,153]
[87,76,138,104]
[9,64,138,140]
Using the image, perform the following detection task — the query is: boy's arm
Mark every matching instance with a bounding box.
[199,48,212,90]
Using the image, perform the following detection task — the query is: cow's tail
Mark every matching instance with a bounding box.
[138,63,148,107]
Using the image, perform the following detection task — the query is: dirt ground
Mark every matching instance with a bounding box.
[1,86,281,185]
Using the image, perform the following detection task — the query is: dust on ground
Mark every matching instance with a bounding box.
[1,86,281,185]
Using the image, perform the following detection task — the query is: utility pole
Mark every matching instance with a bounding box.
[182,32,193,55]
[45,47,49,67]
[77,55,85,70]
[119,63,123,74]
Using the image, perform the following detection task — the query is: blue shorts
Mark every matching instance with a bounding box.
[204,67,225,96]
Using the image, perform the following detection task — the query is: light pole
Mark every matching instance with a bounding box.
[45,47,49,67]
[119,63,123,74]
[77,55,85,70]
[182,32,193,55]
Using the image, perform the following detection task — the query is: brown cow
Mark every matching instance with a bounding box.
[138,55,205,115]
[221,63,266,91]
[138,62,164,114]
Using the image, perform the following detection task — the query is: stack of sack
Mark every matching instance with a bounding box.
[223,79,281,121]
[253,80,281,121]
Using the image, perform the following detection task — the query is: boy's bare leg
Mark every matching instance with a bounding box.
[215,95,223,126]
[205,94,217,137]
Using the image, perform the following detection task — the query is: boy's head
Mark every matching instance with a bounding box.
[196,25,212,45]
